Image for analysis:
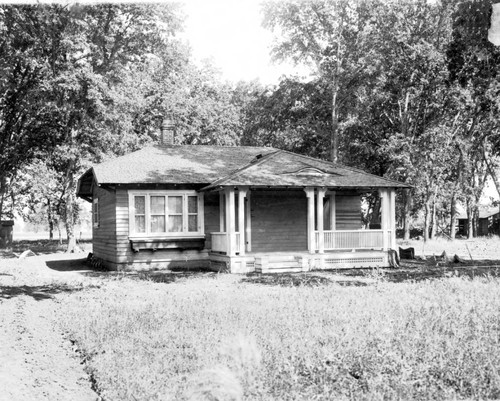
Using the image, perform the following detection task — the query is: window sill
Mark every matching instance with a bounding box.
[129,236,205,253]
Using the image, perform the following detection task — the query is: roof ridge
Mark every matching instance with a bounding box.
[202,149,283,190]
[279,149,408,187]
[153,144,277,149]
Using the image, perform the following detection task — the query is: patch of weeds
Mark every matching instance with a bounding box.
[135,270,217,284]
[242,273,332,287]
[364,267,387,283]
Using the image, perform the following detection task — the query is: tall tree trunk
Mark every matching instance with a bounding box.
[330,88,339,163]
[47,198,54,240]
[0,174,6,222]
[403,189,412,240]
[472,206,479,238]
[450,192,457,240]
[65,167,77,253]
[424,199,432,242]
[57,222,62,244]
[430,200,437,239]
[467,200,474,239]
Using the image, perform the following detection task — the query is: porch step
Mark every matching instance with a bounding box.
[254,255,304,274]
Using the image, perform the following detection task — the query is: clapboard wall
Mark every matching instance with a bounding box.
[92,186,117,264]
[335,195,362,230]
[250,190,308,253]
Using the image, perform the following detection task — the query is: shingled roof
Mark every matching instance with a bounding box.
[202,150,408,190]
[77,145,276,198]
[77,145,408,199]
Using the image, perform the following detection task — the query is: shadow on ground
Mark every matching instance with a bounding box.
[46,258,93,272]
[45,259,218,283]
[0,284,85,301]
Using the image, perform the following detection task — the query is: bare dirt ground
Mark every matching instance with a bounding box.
[0,253,98,401]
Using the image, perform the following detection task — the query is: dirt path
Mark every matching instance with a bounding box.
[0,255,97,401]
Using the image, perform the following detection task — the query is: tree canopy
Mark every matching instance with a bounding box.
[2,0,500,243]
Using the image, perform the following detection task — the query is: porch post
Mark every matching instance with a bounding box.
[379,188,389,251]
[316,188,326,254]
[225,187,236,256]
[238,187,248,256]
[245,190,252,252]
[219,191,225,231]
[304,187,316,254]
[329,191,336,230]
[389,188,397,249]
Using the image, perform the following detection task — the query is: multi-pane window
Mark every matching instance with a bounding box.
[129,191,203,236]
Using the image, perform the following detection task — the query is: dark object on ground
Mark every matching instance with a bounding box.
[388,249,399,267]
[399,247,415,260]
[454,254,466,263]
[433,251,450,266]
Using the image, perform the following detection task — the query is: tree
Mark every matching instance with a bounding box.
[13,159,67,240]
[446,0,500,236]
[355,0,455,240]
[0,5,70,221]
[240,77,332,158]
[262,0,378,162]
[0,3,187,250]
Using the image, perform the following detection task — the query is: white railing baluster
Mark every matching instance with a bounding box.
[314,230,387,251]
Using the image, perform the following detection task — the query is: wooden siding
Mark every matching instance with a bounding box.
[335,195,362,230]
[250,190,308,252]
[92,186,117,263]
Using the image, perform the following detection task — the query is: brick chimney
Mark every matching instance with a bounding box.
[160,116,175,145]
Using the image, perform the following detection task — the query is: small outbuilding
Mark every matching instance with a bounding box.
[77,123,407,273]
[457,208,500,237]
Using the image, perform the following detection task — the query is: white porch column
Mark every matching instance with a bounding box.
[219,191,225,231]
[379,188,390,251]
[328,191,336,230]
[237,187,248,256]
[225,187,236,256]
[389,188,397,249]
[304,187,316,254]
[316,188,326,254]
[245,190,252,252]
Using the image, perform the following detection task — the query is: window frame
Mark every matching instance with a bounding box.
[128,190,204,238]
[93,198,100,228]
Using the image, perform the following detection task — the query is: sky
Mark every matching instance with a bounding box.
[180,0,302,84]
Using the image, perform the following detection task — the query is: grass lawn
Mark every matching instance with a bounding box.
[3,237,500,400]
[59,268,500,400]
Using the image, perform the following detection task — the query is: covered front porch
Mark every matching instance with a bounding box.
[207,186,397,273]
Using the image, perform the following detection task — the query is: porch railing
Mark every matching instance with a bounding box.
[315,230,388,250]
[211,232,241,254]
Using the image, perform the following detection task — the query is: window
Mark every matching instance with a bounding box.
[93,198,99,228]
[129,191,204,237]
